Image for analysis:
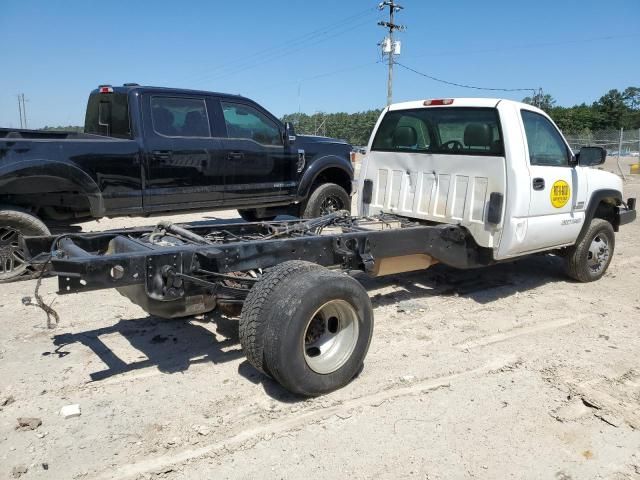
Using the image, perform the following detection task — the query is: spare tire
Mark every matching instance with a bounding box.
[0,208,50,282]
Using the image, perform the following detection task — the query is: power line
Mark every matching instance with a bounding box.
[395,62,538,97]
[191,14,379,85]
[178,7,379,86]
[402,33,640,61]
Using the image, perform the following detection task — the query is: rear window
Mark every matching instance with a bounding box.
[151,97,211,137]
[84,92,132,139]
[371,107,503,156]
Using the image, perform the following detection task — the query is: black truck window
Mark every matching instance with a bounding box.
[151,97,211,138]
[221,102,282,146]
[84,92,132,139]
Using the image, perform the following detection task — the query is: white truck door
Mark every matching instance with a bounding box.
[360,104,506,249]
[518,109,586,252]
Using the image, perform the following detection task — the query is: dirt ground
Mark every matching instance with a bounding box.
[1,159,639,480]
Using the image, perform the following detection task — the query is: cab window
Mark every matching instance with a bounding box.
[221,102,282,146]
[521,110,569,166]
[371,107,503,156]
[151,97,211,138]
[85,92,131,139]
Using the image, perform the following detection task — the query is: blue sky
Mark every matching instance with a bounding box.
[1,0,638,129]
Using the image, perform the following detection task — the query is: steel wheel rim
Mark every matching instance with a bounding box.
[303,299,359,374]
[587,232,610,274]
[319,195,343,215]
[0,226,27,276]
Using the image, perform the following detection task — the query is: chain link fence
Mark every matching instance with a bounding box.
[564,128,640,178]
[564,128,640,156]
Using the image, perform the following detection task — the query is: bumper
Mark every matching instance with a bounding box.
[618,197,636,226]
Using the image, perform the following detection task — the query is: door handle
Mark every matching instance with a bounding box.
[532,178,545,190]
[227,152,244,160]
[151,150,171,160]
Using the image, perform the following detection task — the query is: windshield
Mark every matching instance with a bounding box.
[84,92,132,139]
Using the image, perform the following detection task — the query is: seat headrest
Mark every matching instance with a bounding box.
[392,125,417,148]
[154,107,174,126]
[185,110,204,124]
[463,123,493,147]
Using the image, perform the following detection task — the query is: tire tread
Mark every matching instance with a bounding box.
[239,260,323,373]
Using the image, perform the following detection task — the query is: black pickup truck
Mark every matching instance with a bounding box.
[0,84,353,281]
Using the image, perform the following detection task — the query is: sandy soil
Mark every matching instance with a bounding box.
[1,160,639,480]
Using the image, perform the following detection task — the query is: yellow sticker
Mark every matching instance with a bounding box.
[550,180,570,208]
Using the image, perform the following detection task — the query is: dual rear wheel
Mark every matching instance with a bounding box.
[239,261,373,396]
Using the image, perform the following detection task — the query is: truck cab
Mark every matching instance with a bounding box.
[358,98,635,275]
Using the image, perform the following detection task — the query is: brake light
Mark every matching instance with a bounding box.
[99,86,114,94]
[423,99,453,106]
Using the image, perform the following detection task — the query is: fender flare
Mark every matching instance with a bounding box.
[579,189,622,237]
[0,159,105,216]
[297,155,354,199]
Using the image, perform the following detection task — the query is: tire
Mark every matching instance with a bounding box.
[240,261,373,396]
[237,209,276,222]
[240,261,324,374]
[302,183,351,219]
[0,208,50,282]
[564,218,615,282]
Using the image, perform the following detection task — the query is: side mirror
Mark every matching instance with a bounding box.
[284,122,296,145]
[577,146,607,166]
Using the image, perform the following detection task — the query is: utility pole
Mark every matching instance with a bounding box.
[17,94,24,129]
[533,88,544,109]
[378,1,405,106]
[21,94,28,129]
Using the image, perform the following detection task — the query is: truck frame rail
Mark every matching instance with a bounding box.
[23,212,490,318]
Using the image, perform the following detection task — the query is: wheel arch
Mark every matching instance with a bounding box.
[581,189,623,237]
[297,155,354,199]
[0,159,105,217]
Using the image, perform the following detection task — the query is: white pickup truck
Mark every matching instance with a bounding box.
[23,98,636,396]
[357,97,636,282]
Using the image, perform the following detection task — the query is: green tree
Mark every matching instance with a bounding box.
[593,89,628,129]
[522,93,556,112]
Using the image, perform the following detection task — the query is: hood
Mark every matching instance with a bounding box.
[585,168,624,196]
[295,134,350,147]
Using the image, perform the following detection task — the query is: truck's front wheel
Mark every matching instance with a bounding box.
[564,218,615,282]
[239,261,373,396]
[0,208,50,282]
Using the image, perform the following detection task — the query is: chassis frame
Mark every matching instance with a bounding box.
[23,213,492,313]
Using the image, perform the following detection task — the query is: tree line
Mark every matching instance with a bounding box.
[283,86,640,145]
[523,87,640,133]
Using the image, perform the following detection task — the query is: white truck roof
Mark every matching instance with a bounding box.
[388,98,545,115]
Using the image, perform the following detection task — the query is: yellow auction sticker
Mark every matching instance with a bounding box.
[550,180,570,208]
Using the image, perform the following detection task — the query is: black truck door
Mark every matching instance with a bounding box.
[215,100,298,204]
[141,94,224,211]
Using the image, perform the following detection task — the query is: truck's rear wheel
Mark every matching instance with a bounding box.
[302,183,351,219]
[564,218,615,282]
[239,261,373,396]
[0,208,50,282]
